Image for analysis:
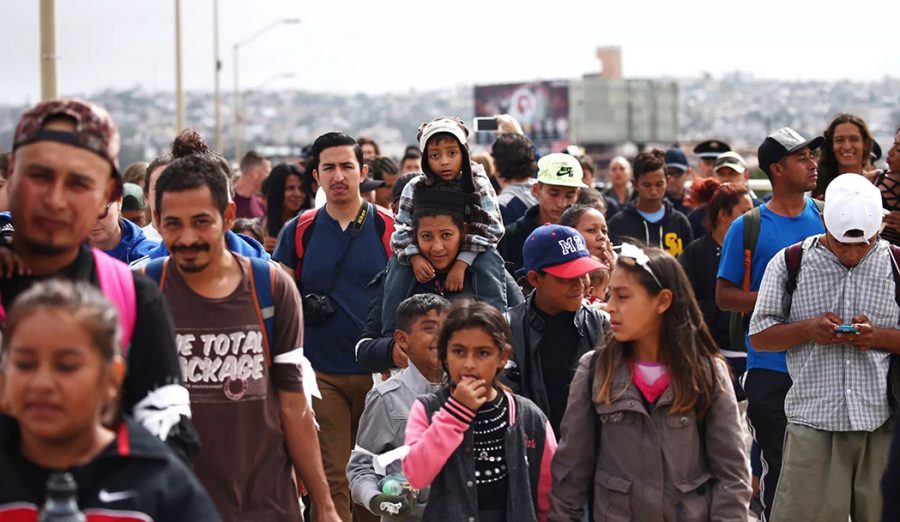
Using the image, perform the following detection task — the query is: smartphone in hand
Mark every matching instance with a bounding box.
[836,324,858,334]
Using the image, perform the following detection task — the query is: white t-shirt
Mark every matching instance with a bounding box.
[142,223,162,242]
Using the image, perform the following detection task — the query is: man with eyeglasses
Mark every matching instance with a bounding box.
[663,147,692,215]
[0,98,197,462]
[716,128,826,521]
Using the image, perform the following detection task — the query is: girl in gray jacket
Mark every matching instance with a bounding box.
[549,244,750,522]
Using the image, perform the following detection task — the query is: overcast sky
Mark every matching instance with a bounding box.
[2,0,898,106]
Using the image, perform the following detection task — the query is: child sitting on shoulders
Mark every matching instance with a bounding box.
[388,116,507,311]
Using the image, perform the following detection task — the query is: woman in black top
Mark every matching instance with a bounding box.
[678,179,752,360]
[874,125,900,245]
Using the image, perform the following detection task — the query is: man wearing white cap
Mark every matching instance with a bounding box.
[749,173,899,521]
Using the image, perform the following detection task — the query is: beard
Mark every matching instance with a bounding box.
[175,259,211,273]
[22,237,70,257]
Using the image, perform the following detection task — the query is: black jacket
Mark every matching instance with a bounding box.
[607,200,693,257]
[0,415,221,521]
[415,388,553,522]
[498,203,541,276]
[679,234,729,351]
[503,294,608,424]
[0,245,198,464]
[355,266,525,373]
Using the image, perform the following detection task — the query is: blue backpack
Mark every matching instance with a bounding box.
[143,256,276,357]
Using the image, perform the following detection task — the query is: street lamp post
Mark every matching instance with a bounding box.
[39,0,57,100]
[213,0,222,153]
[232,18,299,163]
[174,0,185,132]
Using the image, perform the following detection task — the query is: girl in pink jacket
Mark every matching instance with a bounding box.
[403,300,556,522]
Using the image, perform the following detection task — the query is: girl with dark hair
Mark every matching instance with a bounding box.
[262,162,308,252]
[0,280,221,521]
[402,300,556,522]
[679,179,752,358]
[559,204,615,268]
[549,244,750,521]
[813,113,875,198]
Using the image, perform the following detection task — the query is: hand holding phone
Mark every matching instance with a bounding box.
[473,117,499,132]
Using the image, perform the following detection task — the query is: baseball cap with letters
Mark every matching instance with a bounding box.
[536,153,587,188]
[523,224,605,278]
[824,173,883,245]
[757,127,824,176]
[13,98,121,176]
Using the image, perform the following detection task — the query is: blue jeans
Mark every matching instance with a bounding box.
[380,249,508,332]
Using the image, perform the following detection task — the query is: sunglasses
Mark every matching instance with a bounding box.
[617,243,663,289]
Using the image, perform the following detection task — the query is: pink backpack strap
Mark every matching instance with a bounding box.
[92,248,137,355]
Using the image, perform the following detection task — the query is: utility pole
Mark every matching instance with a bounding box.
[233,18,300,163]
[175,0,185,132]
[233,43,241,162]
[213,0,222,153]
[39,0,57,100]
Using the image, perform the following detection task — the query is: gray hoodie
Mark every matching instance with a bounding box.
[347,363,442,521]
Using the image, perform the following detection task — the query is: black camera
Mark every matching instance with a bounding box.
[302,293,337,325]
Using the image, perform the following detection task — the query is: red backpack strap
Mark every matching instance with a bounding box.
[781,241,806,318]
[92,248,137,356]
[293,208,320,281]
[783,241,805,295]
[373,203,395,258]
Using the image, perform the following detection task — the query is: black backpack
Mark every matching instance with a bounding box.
[728,199,826,352]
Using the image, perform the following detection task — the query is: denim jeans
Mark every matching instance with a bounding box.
[380,249,508,332]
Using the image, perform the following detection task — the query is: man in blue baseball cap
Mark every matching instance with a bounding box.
[504,224,609,435]
[664,147,692,214]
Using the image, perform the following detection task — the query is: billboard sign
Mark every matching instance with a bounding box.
[474,80,569,148]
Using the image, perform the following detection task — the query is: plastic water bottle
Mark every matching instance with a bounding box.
[380,473,406,496]
[39,472,86,522]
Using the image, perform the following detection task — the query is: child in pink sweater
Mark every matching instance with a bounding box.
[402,300,556,522]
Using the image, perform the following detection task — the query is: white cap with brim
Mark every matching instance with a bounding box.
[536,153,587,188]
[714,151,747,174]
[824,173,883,244]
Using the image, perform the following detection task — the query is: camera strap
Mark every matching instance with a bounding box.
[323,201,370,296]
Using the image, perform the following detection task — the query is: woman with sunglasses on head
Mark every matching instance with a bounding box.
[549,244,750,522]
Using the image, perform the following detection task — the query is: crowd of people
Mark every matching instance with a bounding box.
[0,96,899,522]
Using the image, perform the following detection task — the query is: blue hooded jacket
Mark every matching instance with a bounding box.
[140,230,270,262]
[103,218,159,263]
